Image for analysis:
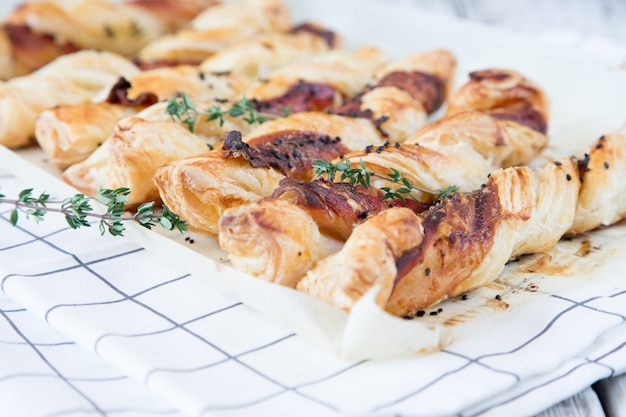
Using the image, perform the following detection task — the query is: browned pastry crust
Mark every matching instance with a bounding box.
[1,50,140,148]
[242,47,389,110]
[36,102,137,169]
[333,49,456,141]
[568,124,626,235]
[445,69,549,124]
[199,26,339,80]
[62,116,210,206]
[136,0,292,66]
[219,199,344,287]
[35,65,247,167]
[156,50,454,240]
[154,112,384,238]
[217,68,549,285]
[0,0,219,79]
[298,158,580,315]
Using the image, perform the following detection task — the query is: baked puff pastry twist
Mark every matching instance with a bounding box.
[217,68,549,286]
[154,113,384,238]
[136,0,292,67]
[0,0,218,79]
[298,158,580,316]
[35,65,247,169]
[61,116,210,206]
[0,50,140,148]
[35,28,341,169]
[332,49,456,142]
[568,124,626,235]
[199,23,340,80]
[155,50,455,238]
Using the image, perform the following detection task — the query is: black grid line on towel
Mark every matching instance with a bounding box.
[0,220,568,416]
[0,209,351,414]
[0,168,624,413]
[2,168,625,417]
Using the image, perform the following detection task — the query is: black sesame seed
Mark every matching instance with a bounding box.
[566,174,572,181]
[604,161,610,169]
[554,161,562,166]
[416,310,425,317]
[425,267,431,276]
[495,294,501,300]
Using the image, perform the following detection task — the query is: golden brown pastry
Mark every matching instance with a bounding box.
[117,65,247,102]
[568,124,626,235]
[298,158,580,315]
[0,0,218,79]
[242,47,389,114]
[217,68,549,286]
[199,23,340,80]
[446,69,549,121]
[35,102,137,169]
[156,51,453,240]
[137,0,292,67]
[62,116,210,206]
[220,199,344,287]
[332,49,456,141]
[35,65,247,167]
[0,50,140,148]
[154,113,385,237]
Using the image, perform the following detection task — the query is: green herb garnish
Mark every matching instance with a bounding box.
[312,159,459,202]
[165,93,291,132]
[1,188,187,237]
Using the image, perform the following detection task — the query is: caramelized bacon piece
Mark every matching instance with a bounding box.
[446,69,549,134]
[222,130,349,180]
[333,89,390,136]
[487,101,548,134]
[298,159,580,316]
[3,23,80,73]
[376,71,446,114]
[253,80,337,115]
[289,22,338,48]
[270,177,426,240]
[104,77,159,108]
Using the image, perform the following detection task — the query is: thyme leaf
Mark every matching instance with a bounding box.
[313,159,459,203]
[1,188,187,237]
[165,93,289,132]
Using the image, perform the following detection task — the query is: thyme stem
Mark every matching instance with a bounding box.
[0,188,187,237]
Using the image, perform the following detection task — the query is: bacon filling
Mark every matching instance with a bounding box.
[253,80,338,116]
[223,130,349,180]
[104,77,159,108]
[376,71,446,114]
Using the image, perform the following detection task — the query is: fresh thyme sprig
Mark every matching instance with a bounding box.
[0,188,187,237]
[165,93,291,133]
[312,159,460,202]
